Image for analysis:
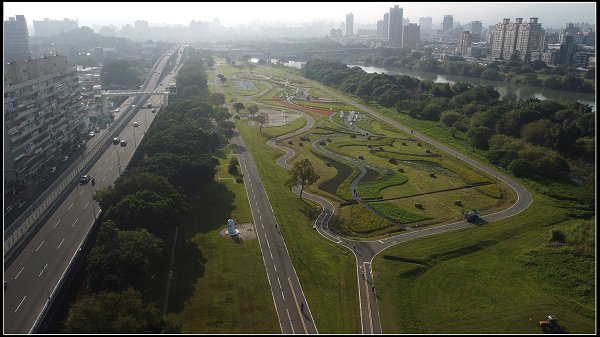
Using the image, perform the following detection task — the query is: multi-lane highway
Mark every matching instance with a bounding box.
[3,44,185,334]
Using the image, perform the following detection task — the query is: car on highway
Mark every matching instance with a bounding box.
[88,132,95,138]
[112,137,120,145]
[4,205,14,216]
[94,127,100,133]
[133,121,139,127]
[48,166,57,174]
[59,155,69,162]
[79,175,90,185]
[152,108,157,113]
[78,140,86,145]
[120,139,128,147]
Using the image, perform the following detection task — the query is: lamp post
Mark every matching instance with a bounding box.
[111,146,121,175]
[23,250,51,301]
[88,176,97,220]
[132,124,137,148]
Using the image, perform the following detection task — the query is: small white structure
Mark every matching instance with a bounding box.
[339,110,345,118]
[227,218,240,236]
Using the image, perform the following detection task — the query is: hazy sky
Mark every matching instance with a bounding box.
[3,2,596,29]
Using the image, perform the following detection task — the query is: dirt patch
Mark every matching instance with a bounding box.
[220,223,257,240]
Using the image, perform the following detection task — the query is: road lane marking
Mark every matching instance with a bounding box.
[15,267,24,279]
[38,263,48,277]
[259,215,262,220]
[286,309,294,333]
[288,277,308,333]
[68,203,73,211]
[72,218,78,227]
[15,296,26,313]
[378,240,384,243]
[54,220,60,229]
[35,241,44,251]
[103,175,107,182]
[79,189,84,195]
[84,201,89,210]
[57,238,65,250]
[363,262,374,333]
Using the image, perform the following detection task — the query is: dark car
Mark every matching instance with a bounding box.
[112,137,120,145]
[79,175,90,185]
[120,139,128,147]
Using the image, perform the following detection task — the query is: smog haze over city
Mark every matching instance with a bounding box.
[4,2,597,30]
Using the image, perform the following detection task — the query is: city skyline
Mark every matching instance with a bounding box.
[3,2,597,30]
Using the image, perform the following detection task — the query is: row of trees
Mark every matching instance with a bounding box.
[63,54,231,333]
[301,60,595,183]
[101,58,145,89]
[363,48,594,93]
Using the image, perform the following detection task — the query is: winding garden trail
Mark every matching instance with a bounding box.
[232,70,533,334]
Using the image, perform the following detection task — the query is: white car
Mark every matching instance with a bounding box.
[48,166,57,174]
[59,156,69,162]
[133,122,139,127]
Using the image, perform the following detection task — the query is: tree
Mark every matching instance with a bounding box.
[287,159,320,199]
[217,73,226,82]
[252,112,269,132]
[246,104,259,116]
[507,159,532,177]
[63,288,165,333]
[440,110,461,127]
[86,221,163,291]
[232,102,245,114]
[467,126,493,149]
[209,93,225,106]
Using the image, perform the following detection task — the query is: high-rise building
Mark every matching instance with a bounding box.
[559,23,583,44]
[470,21,482,40]
[491,17,545,61]
[457,31,473,55]
[4,55,85,195]
[346,13,354,36]
[388,5,403,47]
[419,17,433,31]
[382,13,390,40]
[32,18,78,37]
[402,23,420,49]
[443,15,453,31]
[4,15,31,63]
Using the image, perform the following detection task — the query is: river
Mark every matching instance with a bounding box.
[278,60,595,111]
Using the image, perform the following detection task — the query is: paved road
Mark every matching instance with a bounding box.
[3,45,184,334]
[215,67,318,334]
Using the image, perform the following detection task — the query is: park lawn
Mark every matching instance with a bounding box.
[166,145,278,333]
[340,203,391,234]
[373,194,595,334]
[235,121,361,333]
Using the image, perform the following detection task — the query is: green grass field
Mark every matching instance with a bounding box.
[167,145,279,333]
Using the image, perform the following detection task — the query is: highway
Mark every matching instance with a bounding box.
[3,44,185,334]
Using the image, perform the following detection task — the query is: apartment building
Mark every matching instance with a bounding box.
[4,55,85,195]
[490,17,545,62]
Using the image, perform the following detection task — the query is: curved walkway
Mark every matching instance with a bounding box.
[235,73,532,334]
[261,83,533,334]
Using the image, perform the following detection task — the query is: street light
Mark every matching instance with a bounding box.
[132,124,137,148]
[111,146,121,175]
[23,250,51,301]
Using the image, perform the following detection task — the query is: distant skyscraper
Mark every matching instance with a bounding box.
[470,21,483,40]
[402,23,420,49]
[383,12,390,40]
[443,15,453,31]
[346,13,354,36]
[559,23,583,44]
[491,17,545,61]
[4,15,30,63]
[457,31,473,55]
[33,18,78,37]
[388,5,403,47]
[419,17,433,31]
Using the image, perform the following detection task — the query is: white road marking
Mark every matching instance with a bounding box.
[15,296,26,313]
[378,240,384,243]
[35,241,44,252]
[102,175,107,182]
[68,203,73,211]
[72,218,78,227]
[15,267,24,279]
[53,220,60,229]
[79,189,84,195]
[84,201,89,210]
[57,238,65,250]
[38,263,47,277]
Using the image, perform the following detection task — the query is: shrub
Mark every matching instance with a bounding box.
[454,200,462,206]
[398,168,404,173]
[415,203,423,209]
[550,229,566,243]
[389,158,397,164]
